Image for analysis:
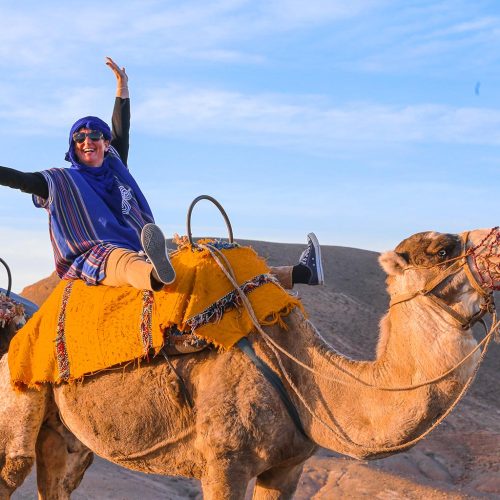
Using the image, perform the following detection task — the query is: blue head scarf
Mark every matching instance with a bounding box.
[64,115,154,224]
[65,116,115,194]
[66,115,112,160]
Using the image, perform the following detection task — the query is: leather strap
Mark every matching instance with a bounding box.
[160,347,194,409]
[390,260,466,308]
[237,337,307,438]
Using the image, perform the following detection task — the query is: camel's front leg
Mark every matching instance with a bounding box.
[252,463,305,500]
[35,408,93,500]
[200,463,252,500]
[0,356,48,498]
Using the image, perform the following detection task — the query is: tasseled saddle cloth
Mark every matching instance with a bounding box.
[9,242,303,389]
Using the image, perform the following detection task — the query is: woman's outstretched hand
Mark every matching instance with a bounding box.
[105,56,129,98]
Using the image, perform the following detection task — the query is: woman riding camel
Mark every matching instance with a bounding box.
[0,58,323,292]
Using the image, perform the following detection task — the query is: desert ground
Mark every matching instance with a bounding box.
[12,238,500,499]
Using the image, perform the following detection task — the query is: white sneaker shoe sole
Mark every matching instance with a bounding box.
[141,224,176,285]
[307,232,324,285]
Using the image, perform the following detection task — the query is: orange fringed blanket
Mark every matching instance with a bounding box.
[9,243,303,388]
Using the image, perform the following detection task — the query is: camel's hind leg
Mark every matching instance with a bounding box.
[0,355,48,498]
[252,463,305,500]
[35,407,93,500]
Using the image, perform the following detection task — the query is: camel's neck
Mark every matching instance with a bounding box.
[257,305,479,459]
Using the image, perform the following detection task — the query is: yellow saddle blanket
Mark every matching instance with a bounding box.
[9,243,302,389]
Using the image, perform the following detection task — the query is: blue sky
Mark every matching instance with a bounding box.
[0,0,499,291]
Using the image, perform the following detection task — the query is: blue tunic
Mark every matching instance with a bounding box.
[33,157,154,285]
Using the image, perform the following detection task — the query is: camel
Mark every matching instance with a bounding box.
[0,227,498,499]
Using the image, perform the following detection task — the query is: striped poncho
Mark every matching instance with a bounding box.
[34,162,154,285]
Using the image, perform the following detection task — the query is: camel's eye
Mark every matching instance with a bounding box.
[438,249,447,258]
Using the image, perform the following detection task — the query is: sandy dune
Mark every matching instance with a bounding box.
[13,239,500,499]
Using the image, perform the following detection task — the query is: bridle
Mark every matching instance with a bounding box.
[389,231,496,331]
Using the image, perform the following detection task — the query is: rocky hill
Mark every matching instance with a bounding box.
[14,240,500,499]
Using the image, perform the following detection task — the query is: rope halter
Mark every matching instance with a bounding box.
[469,226,500,291]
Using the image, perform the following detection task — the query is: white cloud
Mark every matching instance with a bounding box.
[131,86,500,150]
[0,85,110,136]
[1,0,499,80]
[1,0,498,96]
[349,3,500,73]
[3,80,500,153]
[0,1,386,72]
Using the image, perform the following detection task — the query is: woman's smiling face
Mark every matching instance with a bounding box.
[73,128,110,167]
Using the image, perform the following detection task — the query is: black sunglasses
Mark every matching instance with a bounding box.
[72,130,104,143]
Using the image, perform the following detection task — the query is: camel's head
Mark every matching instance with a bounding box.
[0,293,27,356]
[379,228,499,321]
[380,231,463,295]
[0,321,18,357]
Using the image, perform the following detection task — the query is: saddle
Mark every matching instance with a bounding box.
[8,242,303,389]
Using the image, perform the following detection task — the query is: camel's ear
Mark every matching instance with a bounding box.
[379,251,407,276]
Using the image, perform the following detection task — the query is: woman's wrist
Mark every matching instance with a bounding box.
[116,85,129,98]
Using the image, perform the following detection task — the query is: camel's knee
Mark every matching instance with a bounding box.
[0,454,34,497]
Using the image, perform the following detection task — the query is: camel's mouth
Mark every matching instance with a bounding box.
[466,227,500,291]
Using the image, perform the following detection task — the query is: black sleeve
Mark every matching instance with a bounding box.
[111,97,130,166]
[0,166,48,199]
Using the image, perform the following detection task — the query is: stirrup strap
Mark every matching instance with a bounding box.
[160,347,194,409]
[237,337,307,438]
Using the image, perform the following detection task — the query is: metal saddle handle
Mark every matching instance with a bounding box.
[0,258,12,297]
[186,195,234,247]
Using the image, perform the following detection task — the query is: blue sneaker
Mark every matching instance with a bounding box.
[141,224,176,285]
[299,233,324,285]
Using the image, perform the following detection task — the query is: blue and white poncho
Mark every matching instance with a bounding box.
[34,116,154,285]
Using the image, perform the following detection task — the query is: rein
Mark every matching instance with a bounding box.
[199,230,498,456]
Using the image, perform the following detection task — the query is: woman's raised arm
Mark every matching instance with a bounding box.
[106,57,130,165]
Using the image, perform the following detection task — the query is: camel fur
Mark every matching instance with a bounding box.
[0,228,498,500]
